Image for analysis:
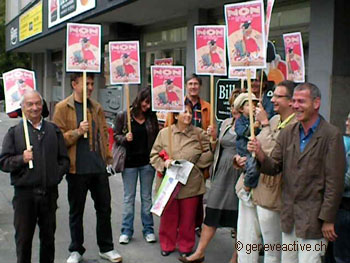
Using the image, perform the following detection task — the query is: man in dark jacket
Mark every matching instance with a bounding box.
[248,83,345,263]
[0,90,70,263]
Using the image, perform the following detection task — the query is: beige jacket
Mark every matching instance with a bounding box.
[53,94,112,174]
[150,124,214,199]
[252,114,297,211]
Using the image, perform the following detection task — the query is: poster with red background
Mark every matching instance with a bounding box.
[225,1,266,69]
[155,58,173,66]
[265,0,275,42]
[283,32,305,83]
[194,26,227,76]
[151,66,184,113]
[3,68,36,113]
[109,41,141,85]
[66,23,101,72]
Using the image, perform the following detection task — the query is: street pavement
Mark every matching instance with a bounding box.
[0,112,234,263]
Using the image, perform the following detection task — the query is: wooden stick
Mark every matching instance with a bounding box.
[210,75,214,126]
[241,78,244,91]
[22,114,33,169]
[83,71,88,138]
[125,84,132,133]
[167,113,173,159]
[259,70,264,103]
[246,69,256,158]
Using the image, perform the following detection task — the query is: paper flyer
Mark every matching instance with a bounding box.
[109,41,141,84]
[194,25,227,76]
[151,66,185,113]
[2,68,36,113]
[225,0,266,69]
[155,58,173,66]
[229,67,256,79]
[151,175,179,217]
[283,32,305,83]
[66,23,101,72]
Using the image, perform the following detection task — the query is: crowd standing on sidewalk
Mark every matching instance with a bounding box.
[0,72,349,263]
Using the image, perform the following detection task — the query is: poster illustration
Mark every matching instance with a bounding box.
[194,26,227,76]
[151,66,185,113]
[283,32,305,83]
[155,58,173,66]
[265,0,275,41]
[229,67,256,79]
[2,68,36,113]
[225,1,266,69]
[109,41,141,84]
[66,23,101,72]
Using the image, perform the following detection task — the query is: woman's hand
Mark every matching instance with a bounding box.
[233,154,247,169]
[126,132,133,142]
[207,125,217,140]
[164,159,173,169]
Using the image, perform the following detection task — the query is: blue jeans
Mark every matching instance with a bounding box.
[334,209,350,263]
[121,164,155,237]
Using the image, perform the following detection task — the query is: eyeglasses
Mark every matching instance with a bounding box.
[272,94,290,99]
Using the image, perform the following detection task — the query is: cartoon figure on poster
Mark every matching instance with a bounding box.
[283,32,305,83]
[66,23,101,72]
[2,69,36,113]
[225,1,266,68]
[195,26,226,75]
[109,41,140,84]
[151,66,184,113]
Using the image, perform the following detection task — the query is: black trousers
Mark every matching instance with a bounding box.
[66,173,114,255]
[13,187,58,263]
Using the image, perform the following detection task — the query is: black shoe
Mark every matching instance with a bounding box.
[161,250,173,256]
[178,256,205,263]
[179,251,192,258]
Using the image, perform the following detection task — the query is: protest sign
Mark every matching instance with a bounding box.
[66,23,101,72]
[225,0,266,69]
[109,41,141,84]
[151,66,185,113]
[194,25,227,76]
[283,32,305,83]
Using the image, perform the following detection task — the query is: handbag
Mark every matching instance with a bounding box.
[195,130,211,180]
[112,111,128,173]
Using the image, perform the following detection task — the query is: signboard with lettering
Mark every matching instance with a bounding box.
[215,79,240,121]
[109,41,141,84]
[283,32,305,83]
[66,23,101,72]
[2,68,36,113]
[49,0,96,28]
[19,1,42,42]
[194,25,227,76]
[224,0,266,69]
[151,66,185,113]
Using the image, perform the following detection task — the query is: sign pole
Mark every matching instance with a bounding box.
[167,113,173,159]
[83,71,88,138]
[125,84,132,133]
[246,69,255,158]
[259,70,264,103]
[22,114,34,169]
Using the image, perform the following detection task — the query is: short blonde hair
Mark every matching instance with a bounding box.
[229,89,242,107]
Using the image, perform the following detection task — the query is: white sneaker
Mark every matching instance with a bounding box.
[67,252,82,263]
[99,250,123,262]
[144,233,156,243]
[119,234,130,244]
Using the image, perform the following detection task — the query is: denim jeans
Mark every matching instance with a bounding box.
[121,164,155,237]
[334,209,350,263]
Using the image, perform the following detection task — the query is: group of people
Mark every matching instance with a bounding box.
[0,70,349,263]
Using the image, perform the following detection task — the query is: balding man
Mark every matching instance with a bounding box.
[0,90,70,263]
